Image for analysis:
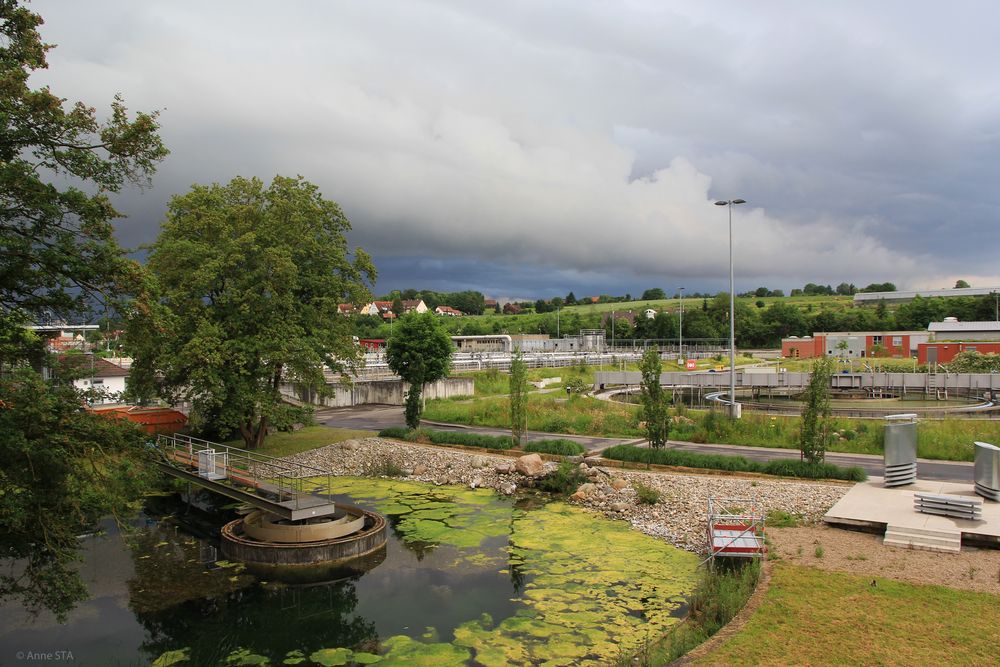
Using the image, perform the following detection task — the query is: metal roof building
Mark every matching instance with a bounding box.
[854,287,1000,304]
[927,320,1000,341]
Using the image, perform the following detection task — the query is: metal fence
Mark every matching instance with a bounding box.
[155,433,334,509]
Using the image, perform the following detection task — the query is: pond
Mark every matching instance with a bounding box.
[0,478,698,666]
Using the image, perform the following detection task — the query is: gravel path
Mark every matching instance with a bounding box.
[283,437,849,553]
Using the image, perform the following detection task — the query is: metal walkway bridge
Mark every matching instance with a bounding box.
[154,433,337,521]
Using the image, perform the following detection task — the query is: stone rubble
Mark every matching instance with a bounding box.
[283,437,850,554]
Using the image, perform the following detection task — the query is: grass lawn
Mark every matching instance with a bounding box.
[694,563,999,666]
[223,425,374,458]
[423,394,992,461]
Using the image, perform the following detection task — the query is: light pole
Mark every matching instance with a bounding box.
[714,198,746,418]
[678,286,685,366]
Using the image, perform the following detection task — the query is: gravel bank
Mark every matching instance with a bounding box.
[282,437,849,554]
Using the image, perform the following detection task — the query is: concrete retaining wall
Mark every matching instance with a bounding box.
[281,377,474,408]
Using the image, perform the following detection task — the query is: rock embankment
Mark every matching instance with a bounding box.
[284,437,849,553]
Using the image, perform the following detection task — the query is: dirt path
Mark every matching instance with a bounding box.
[767,524,1000,595]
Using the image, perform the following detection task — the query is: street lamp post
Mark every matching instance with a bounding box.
[714,198,746,418]
[678,286,685,366]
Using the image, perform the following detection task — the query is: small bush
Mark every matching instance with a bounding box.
[524,439,585,456]
[537,460,587,496]
[378,426,411,440]
[766,509,801,528]
[364,453,406,478]
[814,545,825,559]
[564,377,588,394]
[634,482,661,505]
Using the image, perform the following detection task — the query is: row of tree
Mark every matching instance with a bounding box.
[351,292,999,348]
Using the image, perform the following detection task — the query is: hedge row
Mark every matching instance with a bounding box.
[602,445,867,482]
[523,439,586,456]
[377,427,515,450]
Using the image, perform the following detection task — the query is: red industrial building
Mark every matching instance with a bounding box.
[358,338,387,352]
[917,341,1000,365]
[781,331,928,359]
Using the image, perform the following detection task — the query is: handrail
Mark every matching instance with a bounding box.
[155,433,334,509]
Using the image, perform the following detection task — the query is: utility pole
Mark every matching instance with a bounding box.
[679,287,685,366]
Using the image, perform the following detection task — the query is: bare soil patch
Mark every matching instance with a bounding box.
[767,524,1000,595]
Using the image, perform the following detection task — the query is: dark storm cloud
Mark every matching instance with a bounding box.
[30,0,1000,296]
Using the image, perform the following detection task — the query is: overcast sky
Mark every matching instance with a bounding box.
[30,0,1000,300]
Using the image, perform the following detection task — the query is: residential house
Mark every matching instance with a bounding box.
[484,299,498,311]
[435,306,463,317]
[337,303,355,316]
[371,301,395,319]
[503,303,523,315]
[57,355,129,404]
[402,299,428,314]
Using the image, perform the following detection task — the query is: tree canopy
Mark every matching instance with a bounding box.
[638,348,670,449]
[385,312,452,428]
[128,176,375,449]
[0,1,167,324]
[0,0,166,620]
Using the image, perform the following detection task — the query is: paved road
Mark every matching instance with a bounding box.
[318,404,973,483]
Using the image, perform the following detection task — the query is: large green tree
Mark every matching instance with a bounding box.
[0,0,166,619]
[385,312,452,428]
[128,176,375,449]
[638,348,670,449]
[0,2,167,322]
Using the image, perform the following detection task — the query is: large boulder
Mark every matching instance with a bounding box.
[610,477,629,491]
[515,453,546,477]
[570,482,598,502]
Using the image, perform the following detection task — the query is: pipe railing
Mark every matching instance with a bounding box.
[155,433,334,509]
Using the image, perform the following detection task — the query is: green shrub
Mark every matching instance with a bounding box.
[602,445,866,482]
[564,377,588,394]
[766,509,802,528]
[364,453,406,478]
[377,427,514,450]
[633,482,661,505]
[524,439,585,456]
[536,460,586,496]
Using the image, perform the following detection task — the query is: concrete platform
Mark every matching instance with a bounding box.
[823,477,1000,550]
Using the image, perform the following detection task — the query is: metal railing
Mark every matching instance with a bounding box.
[155,433,334,509]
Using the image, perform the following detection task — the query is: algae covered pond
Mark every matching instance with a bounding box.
[0,478,698,666]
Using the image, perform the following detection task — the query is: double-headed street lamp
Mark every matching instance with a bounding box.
[714,198,746,418]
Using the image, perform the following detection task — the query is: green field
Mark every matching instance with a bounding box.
[694,564,999,666]
[423,394,994,461]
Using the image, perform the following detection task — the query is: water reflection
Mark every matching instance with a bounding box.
[0,480,698,666]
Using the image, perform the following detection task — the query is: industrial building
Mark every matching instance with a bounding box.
[781,331,929,359]
[927,318,1000,341]
[853,286,1000,304]
[917,341,1000,365]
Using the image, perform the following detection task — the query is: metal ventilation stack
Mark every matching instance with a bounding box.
[883,414,918,487]
[974,441,1000,501]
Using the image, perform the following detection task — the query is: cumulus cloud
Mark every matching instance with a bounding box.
[29,0,1000,294]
